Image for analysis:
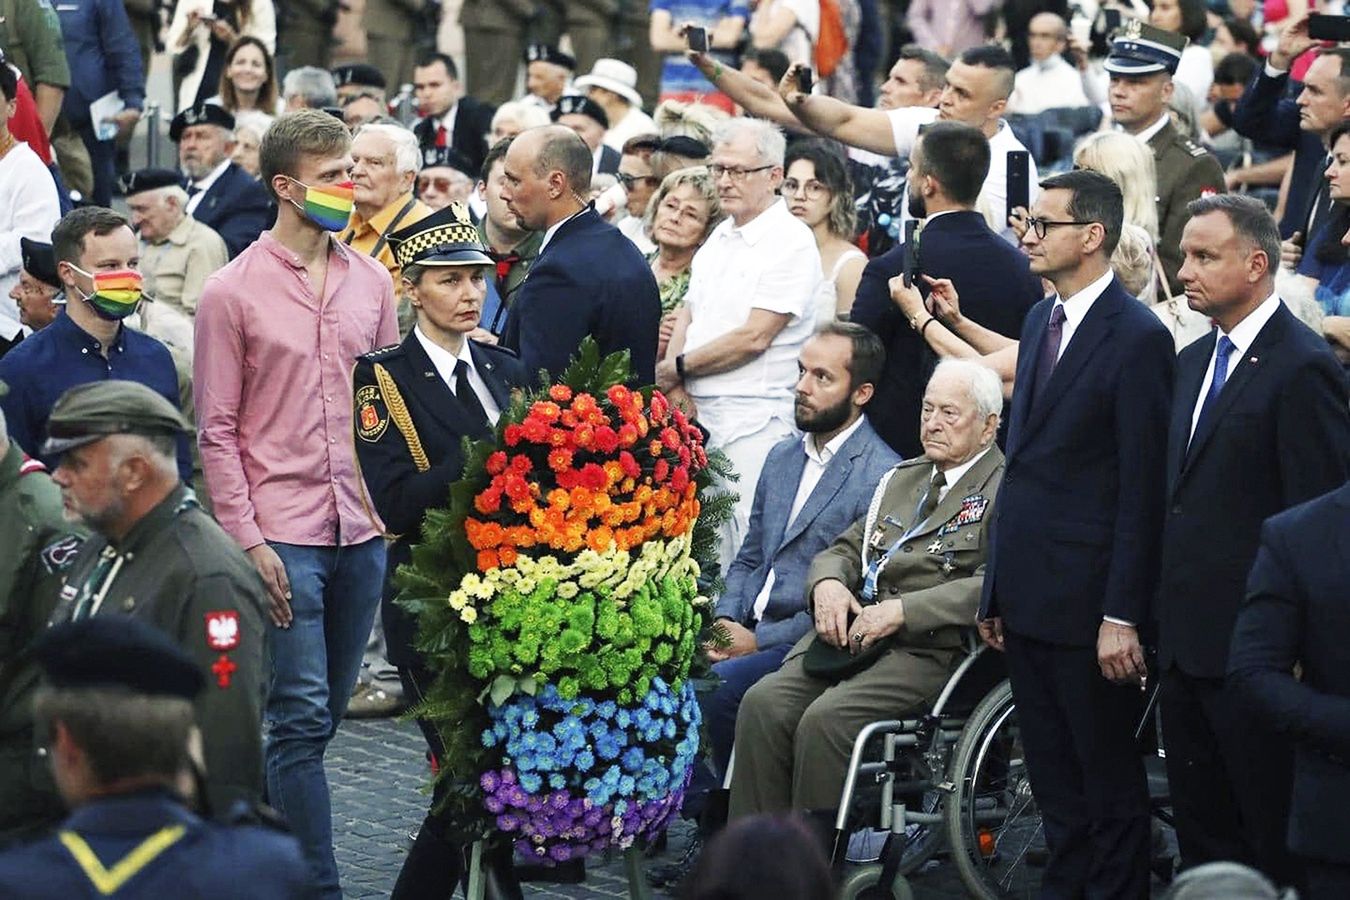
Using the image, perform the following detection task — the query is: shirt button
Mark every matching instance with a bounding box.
[329,437,336,443]
[81,348,89,354]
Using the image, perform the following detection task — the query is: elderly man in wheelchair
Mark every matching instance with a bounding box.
[728,359,1005,829]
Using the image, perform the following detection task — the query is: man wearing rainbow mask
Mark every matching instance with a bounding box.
[0,207,190,481]
[194,109,399,900]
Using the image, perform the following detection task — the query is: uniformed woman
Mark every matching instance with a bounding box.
[351,203,527,900]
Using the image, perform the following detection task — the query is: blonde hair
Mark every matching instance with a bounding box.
[644,166,725,245]
[654,100,728,145]
[1073,131,1160,241]
[1112,222,1156,298]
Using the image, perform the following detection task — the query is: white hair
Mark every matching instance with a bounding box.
[932,358,1003,421]
[153,185,190,210]
[106,433,179,481]
[711,117,786,167]
[355,122,422,176]
[491,101,550,135]
[282,66,337,108]
[233,109,274,141]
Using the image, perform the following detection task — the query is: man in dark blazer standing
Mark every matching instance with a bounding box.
[498,125,660,385]
[1229,483,1350,900]
[172,103,273,259]
[411,53,497,177]
[978,170,1175,898]
[1157,193,1350,887]
[851,122,1041,457]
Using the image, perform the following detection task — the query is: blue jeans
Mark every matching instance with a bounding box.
[265,538,385,900]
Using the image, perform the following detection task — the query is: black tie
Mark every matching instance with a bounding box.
[453,360,489,426]
[186,183,201,198]
[918,469,946,525]
[1031,303,1067,406]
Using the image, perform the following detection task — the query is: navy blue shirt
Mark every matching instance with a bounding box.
[0,312,191,479]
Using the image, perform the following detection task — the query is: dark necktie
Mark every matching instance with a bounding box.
[918,469,946,525]
[186,183,201,198]
[1190,335,1236,447]
[1031,303,1067,406]
[453,359,489,426]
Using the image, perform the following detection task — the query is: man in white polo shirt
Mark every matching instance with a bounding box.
[656,117,821,573]
[782,44,1038,243]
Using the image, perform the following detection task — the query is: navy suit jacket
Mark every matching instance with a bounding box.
[714,418,901,650]
[1158,303,1350,677]
[979,276,1175,646]
[1229,483,1350,864]
[501,206,660,386]
[190,163,274,259]
[1231,67,1329,238]
[850,210,1041,457]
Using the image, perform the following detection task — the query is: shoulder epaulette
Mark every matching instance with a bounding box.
[358,343,403,362]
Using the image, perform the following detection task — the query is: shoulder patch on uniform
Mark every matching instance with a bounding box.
[1184,141,1207,158]
[205,610,241,650]
[19,456,47,475]
[359,343,402,362]
[355,383,389,442]
[41,535,85,574]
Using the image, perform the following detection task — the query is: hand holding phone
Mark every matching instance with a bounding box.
[686,26,708,53]
[1006,150,1030,231]
[795,66,814,95]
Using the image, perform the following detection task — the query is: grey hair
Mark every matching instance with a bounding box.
[491,100,550,134]
[932,358,1003,422]
[711,117,786,167]
[152,185,190,209]
[1187,192,1281,276]
[282,66,338,108]
[355,122,422,176]
[106,433,178,480]
[34,686,195,787]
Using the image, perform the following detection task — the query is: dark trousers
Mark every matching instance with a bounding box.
[1003,630,1151,900]
[1305,858,1350,900]
[705,643,794,778]
[1161,667,1299,886]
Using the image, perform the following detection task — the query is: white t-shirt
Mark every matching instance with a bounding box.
[765,0,820,68]
[0,142,62,340]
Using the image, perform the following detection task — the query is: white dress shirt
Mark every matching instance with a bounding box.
[1131,113,1171,146]
[1187,292,1281,442]
[413,326,503,425]
[1008,56,1091,115]
[185,158,231,216]
[750,415,866,621]
[1052,267,1116,361]
[933,446,991,507]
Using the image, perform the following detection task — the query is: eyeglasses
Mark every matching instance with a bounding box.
[417,175,459,194]
[781,178,828,199]
[709,163,774,182]
[1024,215,1095,239]
[617,172,660,191]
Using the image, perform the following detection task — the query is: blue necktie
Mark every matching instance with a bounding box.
[1193,335,1236,440]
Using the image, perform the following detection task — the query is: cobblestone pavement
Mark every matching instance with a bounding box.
[329,718,975,899]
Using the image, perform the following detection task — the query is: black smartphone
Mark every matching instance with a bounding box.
[1006,150,1030,228]
[902,220,920,288]
[1308,14,1350,42]
[686,26,708,52]
[1091,8,1122,58]
[796,66,814,94]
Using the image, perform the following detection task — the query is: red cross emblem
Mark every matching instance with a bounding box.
[212,654,238,689]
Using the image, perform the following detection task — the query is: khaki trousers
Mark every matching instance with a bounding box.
[728,633,958,819]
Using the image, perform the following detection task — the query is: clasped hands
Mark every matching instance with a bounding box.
[812,578,903,655]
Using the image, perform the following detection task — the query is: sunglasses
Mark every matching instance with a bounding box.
[417,175,459,194]
[617,173,661,190]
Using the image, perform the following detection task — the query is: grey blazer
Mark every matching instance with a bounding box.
[715,417,902,650]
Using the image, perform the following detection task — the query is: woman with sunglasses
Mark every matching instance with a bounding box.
[781,140,865,323]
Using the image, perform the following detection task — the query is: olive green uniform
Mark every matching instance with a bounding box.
[1150,120,1225,298]
[562,0,616,76]
[49,485,268,815]
[0,0,70,93]
[281,0,337,70]
[0,444,84,846]
[730,449,1005,818]
[363,0,424,92]
[459,0,537,106]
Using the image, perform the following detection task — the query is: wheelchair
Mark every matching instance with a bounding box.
[828,637,1173,900]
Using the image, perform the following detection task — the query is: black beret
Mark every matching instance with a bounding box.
[19,237,59,288]
[421,145,474,175]
[169,102,236,142]
[525,44,576,71]
[119,167,184,198]
[332,63,386,90]
[36,616,204,700]
[551,94,609,130]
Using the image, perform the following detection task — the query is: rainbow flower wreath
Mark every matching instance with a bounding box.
[397,342,734,863]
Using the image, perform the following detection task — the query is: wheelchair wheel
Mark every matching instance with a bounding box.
[943,679,1044,899]
[839,864,916,900]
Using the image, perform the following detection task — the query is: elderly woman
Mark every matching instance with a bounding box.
[644,166,724,359]
[782,140,865,323]
[353,204,528,900]
[489,100,550,144]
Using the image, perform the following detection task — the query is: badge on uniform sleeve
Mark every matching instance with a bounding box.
[212,654,238,689]
[355,384,388,442]
[205,611,240,651]
[938,495,989,535]
[40,535,85,574]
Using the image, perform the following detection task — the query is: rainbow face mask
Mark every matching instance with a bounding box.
[290,179,355,231]
[71,266,143,320]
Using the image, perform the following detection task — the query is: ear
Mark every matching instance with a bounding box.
[922,88,943,107]
[1160,78,1175,103]
[981,413,1000,445]
[1082,221,1107,256]
[272,174,296,202]
[57,260,80,289]
[988,96,1007,120]
[1249,245,1271,282]
[852,382,875,408]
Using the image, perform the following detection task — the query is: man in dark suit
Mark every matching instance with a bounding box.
[1157,193,1350,886]
[498,125,660,385]
[1230,483,1350,900]
[1231,18,1350,240]
[850,121,1042,457]
[411,52,497,177]
[978,170,1175,898]
[172,103,273,259]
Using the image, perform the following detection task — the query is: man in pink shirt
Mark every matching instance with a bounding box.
[193,109,398,899]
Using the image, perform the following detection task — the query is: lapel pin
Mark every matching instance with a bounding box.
[1249,356,1258,364]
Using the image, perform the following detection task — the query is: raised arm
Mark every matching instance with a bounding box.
[779,64,904,156]
[688,50,801,129]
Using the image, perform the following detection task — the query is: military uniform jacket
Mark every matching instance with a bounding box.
[0,788,314,899]
[0,445,84,845]
[49,486,268,815]
[353,333,527,667]
[804,448,1005,653]
[1149,120,1224,297]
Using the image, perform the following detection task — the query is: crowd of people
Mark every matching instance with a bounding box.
[0,1,1349,899]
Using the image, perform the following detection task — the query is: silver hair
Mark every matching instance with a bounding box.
[282,66,338,108]
[106,433,178,481]
[354,122,422,176]
[711,117,786,167]
[491,101,550,134]
[932,358,1003,421]
[149,185,190,209]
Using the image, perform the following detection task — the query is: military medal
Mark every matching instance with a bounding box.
[926,539,944,554]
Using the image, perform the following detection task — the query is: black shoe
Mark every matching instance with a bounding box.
[646,833,702,888]
[514,856,585,884]
[481,844,524,900]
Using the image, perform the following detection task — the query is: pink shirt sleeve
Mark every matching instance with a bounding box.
[194,275,266,551]
[375,277,399,347]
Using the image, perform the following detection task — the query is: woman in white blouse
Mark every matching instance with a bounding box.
[166,0,276,113]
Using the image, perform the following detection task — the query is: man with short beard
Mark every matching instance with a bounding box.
[172,102,272,259]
